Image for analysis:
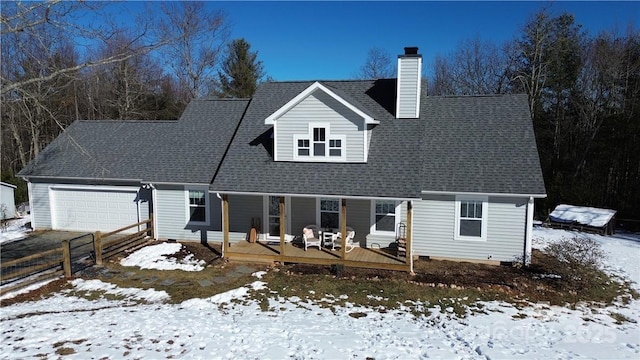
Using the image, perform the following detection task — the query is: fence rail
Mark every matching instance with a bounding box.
[0,216,154,297]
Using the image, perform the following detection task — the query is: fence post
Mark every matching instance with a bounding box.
[95,231,103,265]
[149,213,154,238]
[61,239,71,278]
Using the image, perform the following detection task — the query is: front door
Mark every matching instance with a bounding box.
[264,196,291,239]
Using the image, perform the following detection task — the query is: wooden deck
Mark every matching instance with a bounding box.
[225,241,410,272]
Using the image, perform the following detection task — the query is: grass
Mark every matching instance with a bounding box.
[3,240,638,320]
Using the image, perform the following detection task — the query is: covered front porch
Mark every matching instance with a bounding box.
[219,194,414,272]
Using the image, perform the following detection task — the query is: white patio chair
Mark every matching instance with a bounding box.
[333,228,356,253]
[303,225,322,251]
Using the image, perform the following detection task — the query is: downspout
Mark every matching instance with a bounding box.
[524,196,534,266]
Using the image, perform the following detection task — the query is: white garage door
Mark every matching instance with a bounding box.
[51,187,141,232]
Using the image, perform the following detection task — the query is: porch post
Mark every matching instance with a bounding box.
[279,196,285,260]
[341,198,347,260]
[406,200,414,272]
[222,194,229,256]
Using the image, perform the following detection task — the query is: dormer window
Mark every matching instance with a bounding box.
[313,127,326,156]
[293,123,345,161]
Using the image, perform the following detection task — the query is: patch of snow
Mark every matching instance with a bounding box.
[252,270,267,279]
[549,204,616,228]
[0,215,31,244]
[68,279,170,303]
[0,277,57,301]
[120,242,205,271]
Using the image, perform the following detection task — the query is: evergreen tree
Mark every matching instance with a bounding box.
[216,38,265,98]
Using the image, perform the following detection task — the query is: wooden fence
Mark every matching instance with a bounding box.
[0,216,153,297]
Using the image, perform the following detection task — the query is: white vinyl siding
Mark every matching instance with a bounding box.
[411,195,527,262]
[396,56,421,118]
[275,91,365,162]
[29,182,53,229]
[155,187,222,242]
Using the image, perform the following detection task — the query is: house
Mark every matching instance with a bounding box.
[0,182,17,220]
[18,47,546,270]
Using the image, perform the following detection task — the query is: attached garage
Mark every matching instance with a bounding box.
[50,186,148,233]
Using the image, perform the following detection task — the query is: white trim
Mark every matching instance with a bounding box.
[363,125,369,162]
[152,186,158,240]
[525,196,534,265]
[292,123,346,162]
[421,190,547,199]
[316,197,342,230]
[262,195,291,240]
[265,82,378,125]
[454,195,488,242]
[369,200,401,235]
[24,175,142,182]
[184,185,210,226]
[0,181,17,189]
[48,186,56,231]
[27,182,35,229]
[145,181,211,186]
[415,57,422,118]
[293,134,310,160]
[49,185,140,192]
[273,121,279,162]
[212,190,418,201]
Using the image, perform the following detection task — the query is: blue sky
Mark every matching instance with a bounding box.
[116,1,639,81]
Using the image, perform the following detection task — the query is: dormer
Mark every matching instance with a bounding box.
[265,82,379,163]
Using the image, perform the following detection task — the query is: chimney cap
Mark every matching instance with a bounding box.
[404,47,419,55]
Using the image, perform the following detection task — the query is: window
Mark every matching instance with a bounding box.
[297,139,310,156]
[329,139,342,157]
[375,200,398,232]
[313,127,326,156]
[293,124,345,161]
[370,200,400,234]
[455,196,487,241]
[187,189,207,224]
[320,198,340,229]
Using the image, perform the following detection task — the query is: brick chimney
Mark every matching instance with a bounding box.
[396,47,422,119]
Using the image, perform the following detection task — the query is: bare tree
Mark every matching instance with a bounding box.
[0,1,175,96]
[157,2,229,101]
[428,38,513,95]
[355,47,395,79]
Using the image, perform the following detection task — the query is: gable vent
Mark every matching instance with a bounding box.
[395,46,422,119]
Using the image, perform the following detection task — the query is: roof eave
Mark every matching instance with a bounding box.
[264,81,378,125]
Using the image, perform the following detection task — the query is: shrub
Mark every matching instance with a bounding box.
[543,236,606,282]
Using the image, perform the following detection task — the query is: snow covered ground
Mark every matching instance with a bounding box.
[0,215,31,245]
[1,227,639,359]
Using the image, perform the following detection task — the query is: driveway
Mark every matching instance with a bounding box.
[1,231,92,263]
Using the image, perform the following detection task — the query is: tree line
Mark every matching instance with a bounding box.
[358,10,639,222]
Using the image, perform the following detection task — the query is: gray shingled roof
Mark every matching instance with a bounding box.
[420,94,546,195]
[19,79,545,198]
[209,80,425,198]
[18,99,249,184]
